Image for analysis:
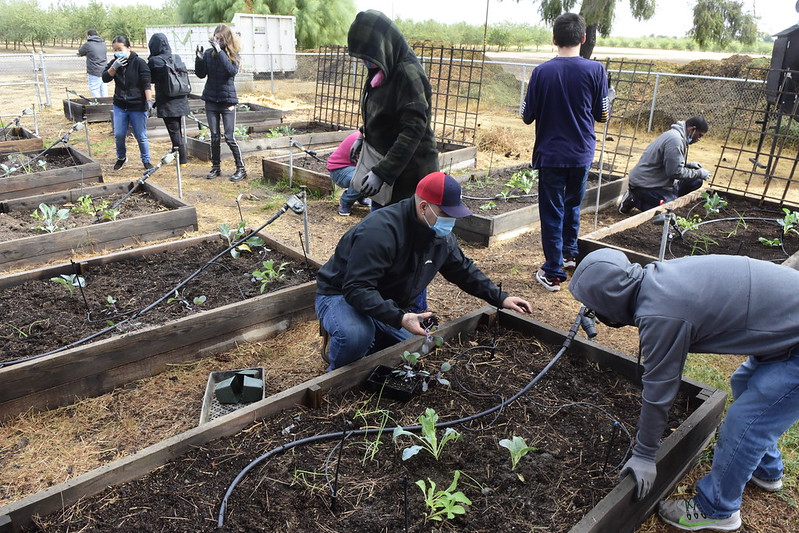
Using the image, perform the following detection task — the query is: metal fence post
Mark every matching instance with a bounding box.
[39,51,51,107]
[30,54,43,111]
[648,73,660,133]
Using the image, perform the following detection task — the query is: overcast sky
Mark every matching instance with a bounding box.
[354,1,797,38]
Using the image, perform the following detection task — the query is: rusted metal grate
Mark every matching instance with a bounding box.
[712,67,799,205]
[313,44,483,146]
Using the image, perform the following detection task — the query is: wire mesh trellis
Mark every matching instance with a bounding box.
[313,44,483,146]
[592,59,654,180]
[713,67,799,205]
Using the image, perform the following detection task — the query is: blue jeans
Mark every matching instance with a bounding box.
[694,353,799,518]
[330,166,361,207]
[631,178,703,212]
[87,74,107,98]
[316,294,412,371]
[537,166,589,280]
[113,106,150,164]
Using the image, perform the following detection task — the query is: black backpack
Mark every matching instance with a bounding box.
[165,55,191,97]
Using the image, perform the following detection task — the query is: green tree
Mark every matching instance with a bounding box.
[691,0,757,47]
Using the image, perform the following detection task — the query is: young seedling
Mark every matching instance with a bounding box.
[264,125,297,138]
[251,259,288,292]
[50,273,86,295]
[391,350,451,392]
[353,399,394,464]
[778,208,799,237]
[701,191,727,216]
[479,201,496,211]
[233,126,250,139]
[31,203,70,233]
[676,214,701,231]
[167,290,207,313]
[219,220,265,258]
[96,207,120,222]
[71,195,96,215]
[499,436,537,473]
[758,237,782,247]
[392,407,461,461]
[415,470,472,522]
[507,168,537,195]
[196,125,211,142]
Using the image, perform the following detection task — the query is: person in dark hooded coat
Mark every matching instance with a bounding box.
[147,33,190,165]
[347,9,439,208]
[569,248,799,531]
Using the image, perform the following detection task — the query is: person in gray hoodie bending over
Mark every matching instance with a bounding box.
[569,249,799,531]
[618,117,711,214]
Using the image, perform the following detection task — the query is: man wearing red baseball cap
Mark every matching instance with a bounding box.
[316,171,533,370]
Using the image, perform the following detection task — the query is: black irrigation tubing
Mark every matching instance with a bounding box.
[0,196,304,369]
[461,193,538,202]
[0,123,83,179]
[216,307,589,527]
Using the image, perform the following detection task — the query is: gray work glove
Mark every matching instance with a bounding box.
[111,56,128,71]
[195,45,204,60]
[698,168,711,181]
[360,170,383,197]
[147,100,155,116]
[349,136,363,163]
[620,455,657,501]
[210,39,222,54]
[685,161,702,170]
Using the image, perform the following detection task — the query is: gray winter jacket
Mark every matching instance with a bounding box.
[79,35,107,77]
[569,249,799,462]
[628,121,705,190]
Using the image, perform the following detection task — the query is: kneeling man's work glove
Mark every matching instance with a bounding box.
[698,168,711,181]
[360,170,383,197]
[685,161,702,169]
[620,455,656,501]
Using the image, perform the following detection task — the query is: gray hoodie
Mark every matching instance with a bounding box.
[569,249,799,461]
[628,121,705,190]
[78,35,108,77]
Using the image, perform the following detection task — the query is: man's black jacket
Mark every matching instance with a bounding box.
[316,198,507,329]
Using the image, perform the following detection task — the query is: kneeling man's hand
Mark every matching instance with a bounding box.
[502,296,532,314]
[402,312,433,336]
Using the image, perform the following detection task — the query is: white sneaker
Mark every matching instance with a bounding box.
[749,475,783,492]
[658,498,741,531]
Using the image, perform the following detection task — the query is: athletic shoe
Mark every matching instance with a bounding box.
[563,257,577,269]
[230,168,247,182]
[658,498,741,531]
[618,190,635,215]
[337,200,352,216]
[320,324,330,364]
[113,158,126,171]
[535,269,561,292]
[357,197,372,207]
[143,161,153,170]
[749,475,783,492]
[206,167,221,180]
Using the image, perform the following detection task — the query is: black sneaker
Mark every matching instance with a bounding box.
[143,162,153,170]
[535,269,561,292]
[205,167,221,180]
[618,190,635,215]
[113,158,126,171]
[230,168,247,182]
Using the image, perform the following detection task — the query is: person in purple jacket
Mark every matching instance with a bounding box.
[327,132,372,216]
[522,12,609,292]
[570,248,799,531]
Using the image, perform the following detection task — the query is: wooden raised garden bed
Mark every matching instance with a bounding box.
[0,181,196,272]
[0,232,323,421]
[261,142,478,195]
[0,126,42,155]
[0,146,102,201]
[0,307,726,533]
[144,101,283,142]
[578,188,799,267]
[453,165,628,246]
[63,94,205,123]
[186,121,357,161]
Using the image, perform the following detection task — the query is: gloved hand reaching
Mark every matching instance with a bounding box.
[360,170,383,197]
[111,56,128,71]
[210,38,222,54]
[698,168,712,181]
[195,45,204,60]
[620,455,657,501]
[685,161,702,170]
[147,100,155,116]
[350,136,363,163]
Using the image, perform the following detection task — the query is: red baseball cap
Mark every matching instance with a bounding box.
[415,171,472,218]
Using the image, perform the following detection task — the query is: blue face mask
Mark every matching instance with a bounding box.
[113,51,128,59]
[424,205,456,237]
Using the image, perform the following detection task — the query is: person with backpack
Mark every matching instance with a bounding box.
[195,24,246,182]
[148,33,190,166]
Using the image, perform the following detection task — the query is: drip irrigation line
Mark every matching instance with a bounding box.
[0,194,306,369]
[0,122,84,179]
[216,307,589,527]
[461,193,537,202]
[448,344,505,431]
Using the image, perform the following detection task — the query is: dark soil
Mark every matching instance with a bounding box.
[0,191,169,242]
[0,151,81,173]
[0,239,316,361]
[601,192,799,262]
[282,152,331,174]
[27,325,697,533]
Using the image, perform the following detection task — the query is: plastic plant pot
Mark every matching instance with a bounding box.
[215,375,243,404]
[240,376,264,403]
[364,364,422,402]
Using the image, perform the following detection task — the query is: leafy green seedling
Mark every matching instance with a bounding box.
[219,220,265,258]
[31,203,70,233]
[479,201,496,211]
[193,295,207,306]
[499,436,537,471]
[97,207,120,222]
[676,214,701,231]
[415,470,472,522]
[233,126,250,139]
[167,290,206,313]
[507,168,537,194]
[758,237,782,247]
[393,408,461,461]
[778,208,799,237]
[264,125,296,138]
[251,259,288,292]
[71,195,96,215]
[196,125,210,142]
[50,274,86,295]
[701,191,727,216]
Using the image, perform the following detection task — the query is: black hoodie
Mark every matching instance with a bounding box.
[102,50,151,111]
[147,33,190,118]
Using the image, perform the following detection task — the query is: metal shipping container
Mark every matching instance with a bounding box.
[145,13,297,75]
